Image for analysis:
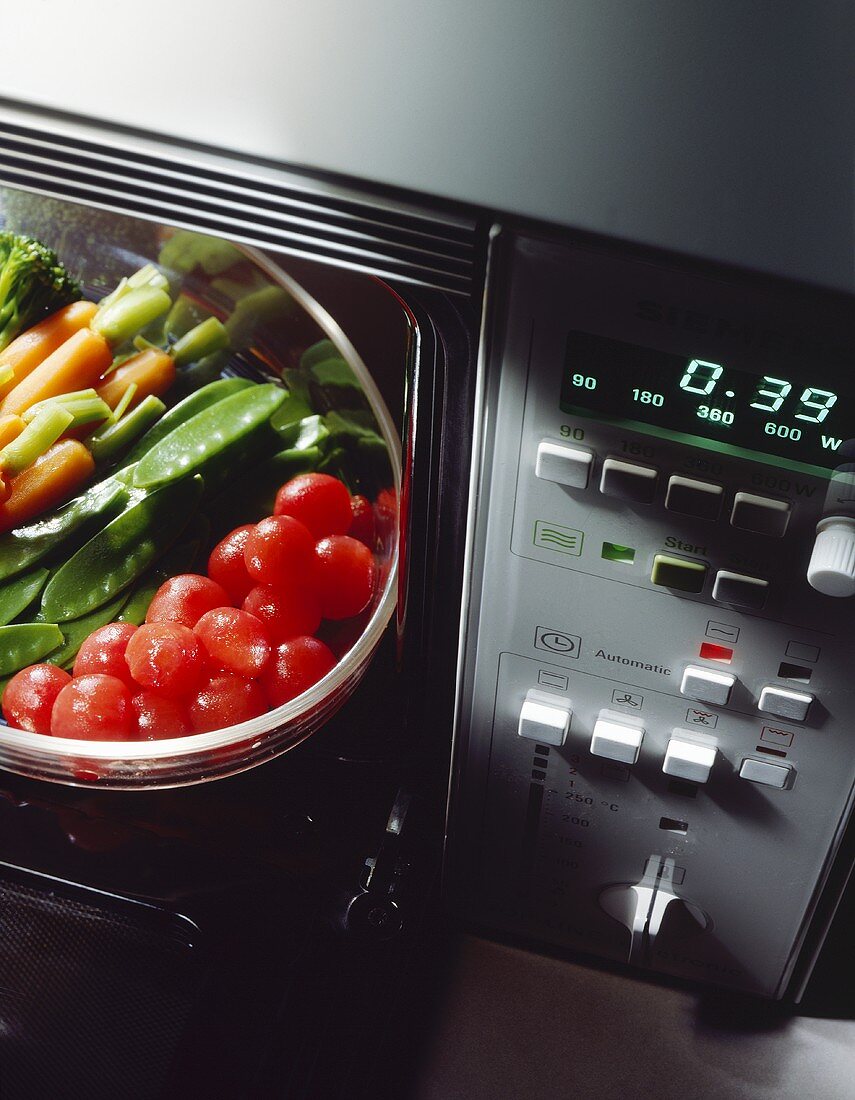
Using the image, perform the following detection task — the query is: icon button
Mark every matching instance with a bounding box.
[535,627,582,659]
[612,689,644,709]
[533,520,584,556]
[686,708,718,729]
[706,620,740,644]
[538,670,570,691]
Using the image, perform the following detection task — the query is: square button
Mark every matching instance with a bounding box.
[758,685,813,722]
[730,492,791,537]
[535,440,593,489]
[665,476,724,520]
[712,570,769,609]
[680,665,735,706]
[651,554,707,593]
[600,458,658,504]
[739,758,793,789]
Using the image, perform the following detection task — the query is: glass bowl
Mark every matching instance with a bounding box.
[0,191,400,788]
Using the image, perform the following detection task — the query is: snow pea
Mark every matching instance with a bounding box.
[0,624,63,677]
[40,475,204,623]
[132,383,287,491]
[45,588,132,670]
[0,568,49,626]
[122,376,253,466]
[0,474,129,583]
[117,531,203,626]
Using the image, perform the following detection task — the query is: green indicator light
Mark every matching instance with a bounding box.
[601,542,635,564]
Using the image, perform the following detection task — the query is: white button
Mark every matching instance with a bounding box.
[535,440,593,489]
[663,732,718,784]
[599,458,658,504]
[730,492,791,536]
[680,666,736,706]
[590,709,644,764]
[739,758,793,789]
[518,689,572,747]
[758,685,813,722]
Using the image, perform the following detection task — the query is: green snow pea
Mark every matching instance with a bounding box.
[40,475,204,623]
[0,624,63,677]
[0,569,49,626]
[123,376,253,466]
[207,444,323,532]
[117,532,203,626]
[132,383,287,491]
[45,589,132,670]
[0,474,129,583]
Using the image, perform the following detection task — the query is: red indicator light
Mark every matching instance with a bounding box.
[699,642,733,663]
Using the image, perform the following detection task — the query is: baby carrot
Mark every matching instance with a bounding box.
[0,328,113,419]
[0,301,98,402]
[0,440,95,533]
[96,348,176,410]
[0,415,25,450]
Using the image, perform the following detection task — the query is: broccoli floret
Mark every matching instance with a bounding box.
[0,232,81,351]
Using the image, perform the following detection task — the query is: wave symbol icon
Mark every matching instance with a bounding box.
[534,521,584,556]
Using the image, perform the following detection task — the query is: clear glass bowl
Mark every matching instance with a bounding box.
[0,191,400,788]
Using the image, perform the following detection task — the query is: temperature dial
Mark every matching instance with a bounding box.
[599,856,709,967]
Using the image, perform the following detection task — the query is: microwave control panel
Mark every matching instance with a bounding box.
[447,232,855,997]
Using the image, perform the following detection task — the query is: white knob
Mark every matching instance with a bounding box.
[807,518,855,596]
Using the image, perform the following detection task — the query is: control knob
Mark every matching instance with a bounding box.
[808,458,855,597]
[599,855,709,967]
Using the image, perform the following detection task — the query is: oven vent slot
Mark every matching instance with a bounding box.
[0,113,478,296]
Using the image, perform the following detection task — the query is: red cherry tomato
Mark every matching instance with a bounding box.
[146,574,233,629]
[131,691,190,739]
[207,524,256,604]
[73,622,138,685]
[348,494,376,547]
[242,583,322,644]
[2,663,72,734]
[125,622,206,696]
[243,515,315,587]
[194,607,271,678]
[274,473,353,537]
[312,535,376,620]
[188,673,268,733]
[261,635,336,707]
[51,674,133,741]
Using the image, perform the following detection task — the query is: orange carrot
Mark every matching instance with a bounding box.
[0,301,98,402]
[0,328,112,419]
[0,414,25,450]
[0,440,95,533]
[96,348,176,410]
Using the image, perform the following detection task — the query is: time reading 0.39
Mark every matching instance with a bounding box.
[561,330,846,471]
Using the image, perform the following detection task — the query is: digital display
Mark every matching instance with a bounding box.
[560,331,850,475]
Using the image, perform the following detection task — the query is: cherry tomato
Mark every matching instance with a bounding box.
[131,691,190,739]
[2,663,72,734]
[312,535,375,620]
[194,607,271,678]
[242,583,322,644]
[146,574,233,629]
[274,473,353,538]
[51,674,133,741]
[243,515,315,587]
[125,622,206,696]
[261,635,336,707]
[207,524,256,603]
[348,494,376,547]
[188,673,268,733]
[73,622,138,685]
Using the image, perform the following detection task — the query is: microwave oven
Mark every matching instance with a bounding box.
[0,5,853,1095]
